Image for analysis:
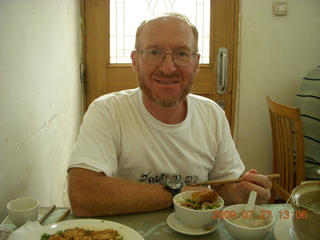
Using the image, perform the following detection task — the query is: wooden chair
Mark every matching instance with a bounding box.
[266,96,305,202]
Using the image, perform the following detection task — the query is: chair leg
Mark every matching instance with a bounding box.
[269,187,275,204]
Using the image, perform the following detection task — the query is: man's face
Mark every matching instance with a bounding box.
[131,16,200,108]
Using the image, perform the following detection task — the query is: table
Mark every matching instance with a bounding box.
[1,204,293,240]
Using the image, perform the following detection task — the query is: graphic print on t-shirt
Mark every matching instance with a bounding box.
[138,171,199,185]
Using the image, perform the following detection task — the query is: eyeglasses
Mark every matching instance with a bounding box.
[136,48,198,66]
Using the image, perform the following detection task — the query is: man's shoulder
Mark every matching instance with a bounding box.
[188,93,221,109]
[87,88,140,114]
[95,88,139,102]
[305,66,320,80]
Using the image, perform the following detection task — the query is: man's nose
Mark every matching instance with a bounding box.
[158,54,177,74]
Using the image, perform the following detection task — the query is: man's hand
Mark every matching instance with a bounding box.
[233,169,272,204]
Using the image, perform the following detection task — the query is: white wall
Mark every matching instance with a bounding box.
[237,0,320,173]
[0,0,83,221]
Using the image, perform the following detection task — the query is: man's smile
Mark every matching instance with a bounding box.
[156,79,179,85]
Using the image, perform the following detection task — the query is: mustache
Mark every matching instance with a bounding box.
[154,72,181,79]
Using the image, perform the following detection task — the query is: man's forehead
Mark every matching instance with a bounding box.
[145,15,189,28]
[136,15,196,50]
[140,16,193,40]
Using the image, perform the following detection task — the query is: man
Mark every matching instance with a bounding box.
[296,66,320,179]
[68,13,271,216]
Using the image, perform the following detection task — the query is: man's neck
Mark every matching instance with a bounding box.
[142,94,187,124]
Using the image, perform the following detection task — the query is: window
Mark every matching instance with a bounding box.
[110,0,210,64]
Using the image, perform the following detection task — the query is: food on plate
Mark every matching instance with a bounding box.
[40,227,123,240]
[179,189,222,210]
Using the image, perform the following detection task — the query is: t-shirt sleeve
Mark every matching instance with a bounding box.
[208,106,245,181]
[68,100,119,176]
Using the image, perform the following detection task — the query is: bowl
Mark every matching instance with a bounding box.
[222,204,275,240]
[173,191,224,228]
[290,181,320,240]
[7,197,39,227]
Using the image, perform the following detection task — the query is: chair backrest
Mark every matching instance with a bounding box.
[266,96,305,202]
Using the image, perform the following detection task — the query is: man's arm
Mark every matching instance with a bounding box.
[68,168,173,216]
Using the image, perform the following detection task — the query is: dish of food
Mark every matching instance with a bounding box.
[179,189,222,210]
[22,219,144,240]
[40,227,121,240]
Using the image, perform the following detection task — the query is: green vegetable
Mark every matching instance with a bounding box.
[40,233,51,240]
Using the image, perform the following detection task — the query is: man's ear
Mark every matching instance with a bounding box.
[131,51,137,72]
[194,54,201,74]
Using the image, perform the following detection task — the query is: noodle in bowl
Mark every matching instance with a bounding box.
[173,191,224,228]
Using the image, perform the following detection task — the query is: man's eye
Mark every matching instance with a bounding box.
[147,49,161,56]
[175,51,190,57]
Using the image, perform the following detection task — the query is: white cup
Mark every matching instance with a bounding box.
[7,197,39,227]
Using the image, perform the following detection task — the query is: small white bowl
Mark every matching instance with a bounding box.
[7,197,39,227]
[222,204,275,240]
[173,191,224,228]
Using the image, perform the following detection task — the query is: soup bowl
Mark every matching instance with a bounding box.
[222,204,275,240]
[290,181,320,240]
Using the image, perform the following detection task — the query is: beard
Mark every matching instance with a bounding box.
[137,71,193,108]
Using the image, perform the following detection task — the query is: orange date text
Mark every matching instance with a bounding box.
[212,210,273,220]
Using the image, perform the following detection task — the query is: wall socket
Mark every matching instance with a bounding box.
[273,1,288,16]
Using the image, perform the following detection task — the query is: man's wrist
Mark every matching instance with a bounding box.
[164,184,181,197]
[163,180,182,197]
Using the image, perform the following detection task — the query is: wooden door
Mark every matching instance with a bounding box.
[83,0,239,133]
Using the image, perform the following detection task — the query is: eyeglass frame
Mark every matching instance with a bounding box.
[135,48,199,66]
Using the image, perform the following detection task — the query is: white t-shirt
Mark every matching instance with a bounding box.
[69,88,245,185]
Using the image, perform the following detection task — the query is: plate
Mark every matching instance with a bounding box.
[273,218,300,240]
[167,212,218,236]
[21,219,144,240]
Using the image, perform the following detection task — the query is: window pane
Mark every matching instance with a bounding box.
[110,0,210,64]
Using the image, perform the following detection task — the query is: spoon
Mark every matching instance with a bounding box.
[243,191,257,225]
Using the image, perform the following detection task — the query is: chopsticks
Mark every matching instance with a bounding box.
[191,173,280,186]
[38,204,71,224]
[56,209,71,222]
[39,204,56,224]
